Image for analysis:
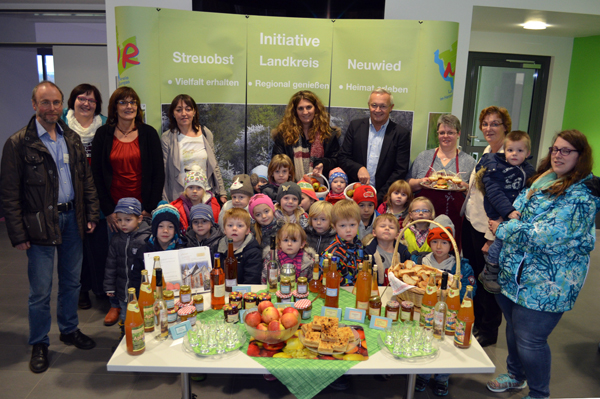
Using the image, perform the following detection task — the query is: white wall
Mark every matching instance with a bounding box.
[105,0,192,94]
[385,0,600,152]
[53,46,110,116]
[469,31,574,156]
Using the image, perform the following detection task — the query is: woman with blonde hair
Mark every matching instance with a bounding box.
[272,90,340,178]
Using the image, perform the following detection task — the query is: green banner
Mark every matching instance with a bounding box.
[115,6,161,128]
[247,15,333,105]
[157,9,246,105]
[413,21,459,158]
[114,8,459,172]
[330,19,420,109]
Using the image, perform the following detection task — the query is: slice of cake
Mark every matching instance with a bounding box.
[337,327,354,341]
[321,324,339,342]
[318,340,334,355]
[304,331,321,348]
[333,336,350,352]
[301,323,313,335]
[311,316,326,331]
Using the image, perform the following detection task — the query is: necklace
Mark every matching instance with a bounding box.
[117,125,137,137]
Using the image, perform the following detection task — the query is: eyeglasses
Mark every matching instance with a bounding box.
[411,209,432,214]
[370,103,389,111]
[117,100,137,107]
[77,96,97,105]
[549,146,578,156]
[437,130,457,136]
[38,100,62,108]
[481,121,503,128]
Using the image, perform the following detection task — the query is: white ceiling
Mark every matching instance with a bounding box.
[472,6,600,38]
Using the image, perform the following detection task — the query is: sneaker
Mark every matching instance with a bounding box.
[479,262,501,294]
[487,373,527,392]
[432,380,449,396]
[415,375,428,392]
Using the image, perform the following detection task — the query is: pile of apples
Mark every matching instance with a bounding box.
[308,176,328,193]
[245,301,300,331]
[346,182,362,198]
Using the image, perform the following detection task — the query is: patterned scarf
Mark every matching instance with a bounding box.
[278,249,304,277]
[292,132,324,176]
[409,225,429,248]
[66,109,103,158]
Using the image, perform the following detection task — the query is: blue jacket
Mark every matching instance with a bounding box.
[411,253,477,300]
[477,152,535,220]
[497,173,600,312]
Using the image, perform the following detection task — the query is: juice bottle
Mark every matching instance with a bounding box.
[419,272,437,329]
[354,259,371,311]
[138,270,155,333]
[224,238,238,292]
[370,257,379,297]
[308,258,322,293]
[151,256,166,299]
[125,287,145,355]
[432,272,448,340]
[267,236,280,293]
[210,253,225,310]
[445,274,461,336]
[153,268,168,341]
[325,256,341,308]
[454,285,475,349]
[319,257,329,299]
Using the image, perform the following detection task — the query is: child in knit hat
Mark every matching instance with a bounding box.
[185,203,224,258]
[249,193,282,250]
[326,167,348,205]
[411,214,477,396]
[274,181,309,228]
[298,179,318,212]
[250,165,269,193]
[171,165,222,235]
[219,174,253,230]
[103,197,151,339]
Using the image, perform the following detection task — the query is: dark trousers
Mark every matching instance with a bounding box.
[80,218,109,296]
[461,217,502,338]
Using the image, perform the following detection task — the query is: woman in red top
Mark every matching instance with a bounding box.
[91,87,164,326]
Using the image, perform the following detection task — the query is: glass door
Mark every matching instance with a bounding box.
[460,52,550,165]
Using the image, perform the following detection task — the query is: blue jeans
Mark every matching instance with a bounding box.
[487,238,502,265]
[27,209,83,346]
[119,299,127,323]
[496,294,563,398]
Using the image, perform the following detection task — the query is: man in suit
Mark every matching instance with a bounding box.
[338,88,412,204]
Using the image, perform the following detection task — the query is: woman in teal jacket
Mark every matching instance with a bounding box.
[486,130,600,399]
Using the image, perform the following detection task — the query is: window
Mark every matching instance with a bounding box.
[37,48,54,82]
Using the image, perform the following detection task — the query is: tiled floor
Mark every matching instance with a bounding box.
[1,222,599,399]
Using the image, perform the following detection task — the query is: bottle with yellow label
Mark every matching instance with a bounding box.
[454,285,475,349]
[445,275,461,335]
[138,270,155,333]
[125,288,145,355]
[419,272,437,329]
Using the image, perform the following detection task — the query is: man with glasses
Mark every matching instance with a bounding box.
[0,81,100,373]
[338,88,411,204]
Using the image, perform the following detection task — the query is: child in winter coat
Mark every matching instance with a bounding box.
[261,223,317,284]
[185,203,224,259]
[304,201,336,254]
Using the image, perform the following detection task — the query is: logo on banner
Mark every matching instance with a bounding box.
[434,41,457,91]
[117,36,141,75]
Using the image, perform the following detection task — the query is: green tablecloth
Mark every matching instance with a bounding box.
[197,289,382,399]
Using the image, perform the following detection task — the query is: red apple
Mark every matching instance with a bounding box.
[278,308,284,318]
[261,306,280,324]
[256,323,268,331]
[268,320,282,331]
[281,313,299,329]
[257,300,275,314]
[282,307,300,319]
[245,311,262,328]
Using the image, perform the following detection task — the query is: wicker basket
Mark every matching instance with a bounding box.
[391,219,461,308]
